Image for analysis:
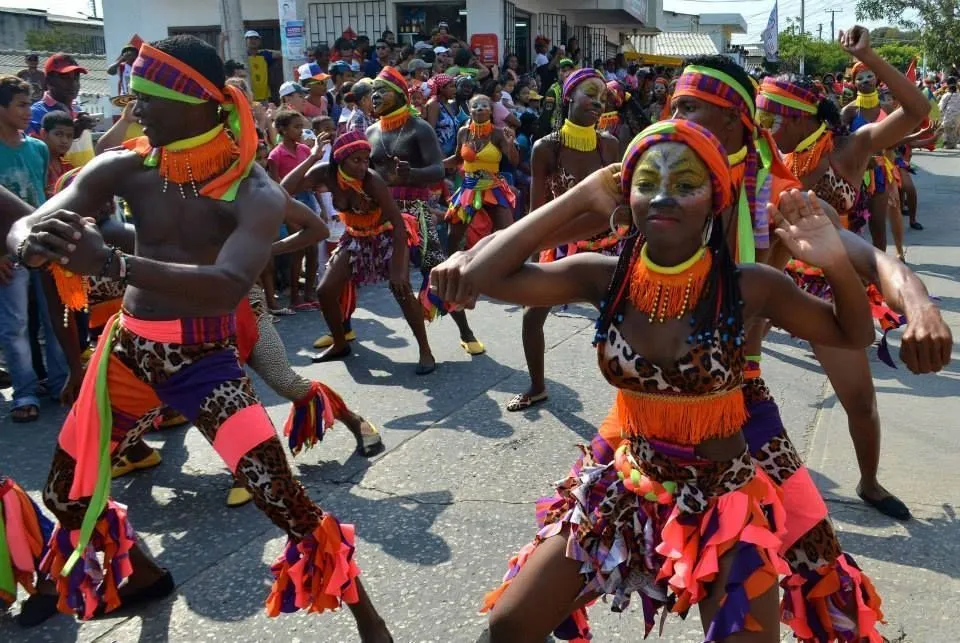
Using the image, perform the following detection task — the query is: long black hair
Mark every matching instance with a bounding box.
[594,204,744,351]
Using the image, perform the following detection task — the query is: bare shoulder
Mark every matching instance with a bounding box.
[599,131,620,159]
[840,103,857,121]
[235,164,286,225]
[531,135,557,161]
[412,117,437,137]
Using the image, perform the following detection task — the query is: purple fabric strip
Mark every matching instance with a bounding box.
[646,437,698,460]
[741,399,785,452]
[704,542,764,641]
[154,349,244,423]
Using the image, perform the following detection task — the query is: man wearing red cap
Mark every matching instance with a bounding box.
[26,53,93,137]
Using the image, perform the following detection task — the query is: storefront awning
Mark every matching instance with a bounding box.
[549,0,650,26]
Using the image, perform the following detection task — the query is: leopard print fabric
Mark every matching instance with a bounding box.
[85,275,126,306]
[600,325,743,396]
[811,165,858,217]
[396,198,446,272]
[43,323,324,540]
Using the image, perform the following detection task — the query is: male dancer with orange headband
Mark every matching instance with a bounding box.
[6,36,391,641]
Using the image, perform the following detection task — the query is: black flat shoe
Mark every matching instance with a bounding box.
[858,491,912,521]
[17,593,59,628]
[94,569,175,618]
[910,221,924,230]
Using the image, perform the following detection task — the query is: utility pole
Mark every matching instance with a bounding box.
[825,9,843,42]
[818,23,823,41]
[219,0,245,63]
[799,0,805,75]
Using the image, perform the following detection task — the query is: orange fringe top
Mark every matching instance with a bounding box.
[613,386,747,445]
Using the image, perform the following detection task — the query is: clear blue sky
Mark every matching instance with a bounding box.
[4,0,902,46]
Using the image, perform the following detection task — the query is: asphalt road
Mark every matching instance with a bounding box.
[1,150,957,642]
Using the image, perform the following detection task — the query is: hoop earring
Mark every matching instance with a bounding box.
[609,205,638,240]
[701,215,714,247]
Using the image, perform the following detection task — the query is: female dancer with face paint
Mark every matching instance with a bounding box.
[839,29,928,260]
[597,80,634,156]
[506,68,620,412]
[443,93,519,254]
[431,120,875,642]
[759,28,930,521]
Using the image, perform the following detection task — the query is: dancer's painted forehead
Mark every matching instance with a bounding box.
[632,143,708,183]
[855,70,876,82]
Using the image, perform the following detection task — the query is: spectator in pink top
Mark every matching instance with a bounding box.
[268,109,320,310]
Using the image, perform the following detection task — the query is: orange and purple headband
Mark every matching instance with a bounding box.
[757,77,819,118]
[376,66,409,100]
[130,43,256,201]
[562,68,603,103]
[333,131,371,163]
[674,65,756,131]
[621,120,733,214]
[605,81,627,108]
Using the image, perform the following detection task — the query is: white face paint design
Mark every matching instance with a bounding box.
[631,142,712,226]
[855,71,877,88]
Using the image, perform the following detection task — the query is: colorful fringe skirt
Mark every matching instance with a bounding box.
[0,476,54,606]
[393,187,453,321]
[483,431,790,641]
[445,171,516,226]
[335,228,396,287]
[539,228,628,263]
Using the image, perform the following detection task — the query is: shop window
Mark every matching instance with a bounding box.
[244,21,281,50]
[395,3,467,46]
[503,1,516,58]
[308,1,388,45]
[168,25,221,48]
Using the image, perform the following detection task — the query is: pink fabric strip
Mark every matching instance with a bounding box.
[779,466,829,552]
[212,404,277,472]
[3,492,34,573]
[120,315,186,344]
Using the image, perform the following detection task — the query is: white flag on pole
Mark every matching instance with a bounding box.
[761,1,778,62]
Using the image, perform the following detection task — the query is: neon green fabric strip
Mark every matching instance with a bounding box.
[62,316,119,575]
[760,91,817,114]
[684,65,756,117]
[130,76,207,104]
[0,507,15,599]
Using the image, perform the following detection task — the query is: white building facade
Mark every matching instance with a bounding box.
[103,0,662,79]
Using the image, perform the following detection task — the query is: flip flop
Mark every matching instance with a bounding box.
[111,450,162,479]
[311,344,352,363]
[910,221,924,230]
[460,339,486,356]
[293,302,315,311]
[269,307,296,316]
[354,421,385,457]
[506,392,548,412]
[858,490,911,521]
[314,329,357,349]
[10,404,39,424]
[226,485,254,508]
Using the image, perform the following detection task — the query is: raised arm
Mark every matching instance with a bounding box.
[747,191,873,350]
[495,128,519,166]
[95,102,137,154]
[279,135,330,194]
[843,27,930,153]
[424,100,440,128]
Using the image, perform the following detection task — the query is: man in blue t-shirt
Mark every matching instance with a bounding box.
[26,53,90,136]
[0,75,69,422]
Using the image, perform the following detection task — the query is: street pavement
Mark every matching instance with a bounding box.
[1,151,958,642]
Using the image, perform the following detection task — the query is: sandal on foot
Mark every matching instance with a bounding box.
[17,592,59,628]
[313,329,357,349]
[10,404,39,424]
[910,221,924,230]
[415,359,436,376]
[293,302,316,311]
[858,490,911,521]
[355,422,385,457]
[111,450,162,479]
[226,485,254,508]
[506,392,548,412]
[269,307,295,316]
[460,339,486,356]
[311,344,352,363]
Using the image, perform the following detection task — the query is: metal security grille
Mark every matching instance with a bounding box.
[589,27,606,66]
[307,1,387,45]
[503,1,516,57]
[605,41,619,61]
[537,12,566,50]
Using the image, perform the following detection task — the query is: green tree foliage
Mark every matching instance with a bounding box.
[857,0,960,69]
[875,42,923,70]
[777,31,851,76]
[24,28,86,53]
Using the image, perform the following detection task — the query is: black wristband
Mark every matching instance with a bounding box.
[99,246,118,278]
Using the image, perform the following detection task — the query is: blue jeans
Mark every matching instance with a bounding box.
[0,266,69,409]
